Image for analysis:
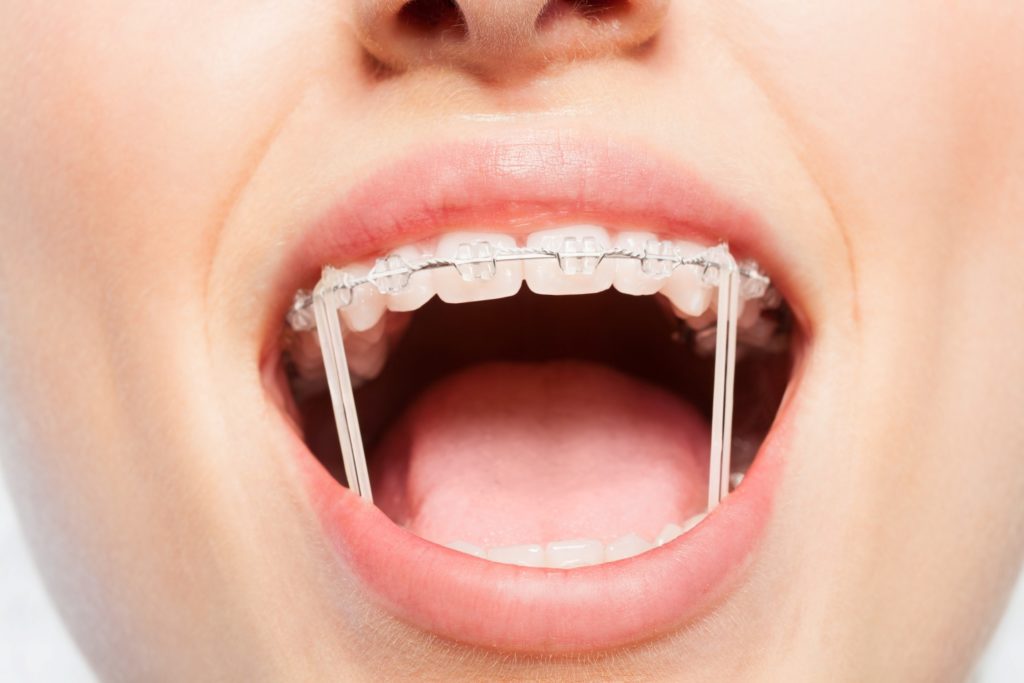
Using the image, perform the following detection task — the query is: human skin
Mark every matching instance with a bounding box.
[1,0,1023,680]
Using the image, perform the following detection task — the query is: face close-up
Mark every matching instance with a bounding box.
[1,1,1023,680]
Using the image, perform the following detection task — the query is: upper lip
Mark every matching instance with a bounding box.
[275,130,796,319]
[275,131,797,652]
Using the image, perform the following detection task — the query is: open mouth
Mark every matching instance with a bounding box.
[288,233,791,557]
[265,136,805,653]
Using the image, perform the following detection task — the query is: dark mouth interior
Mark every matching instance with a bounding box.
[292,289,794,488]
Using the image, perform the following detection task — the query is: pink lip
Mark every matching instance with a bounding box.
[282,133,794,652]
[280,131,796,305]
[298,430,785,652]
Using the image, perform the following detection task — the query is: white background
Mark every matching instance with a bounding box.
[1,472,1021,681]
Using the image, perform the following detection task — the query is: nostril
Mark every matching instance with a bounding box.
[535,0,631,30]
[397,0,468,38]
[360,0,664,74]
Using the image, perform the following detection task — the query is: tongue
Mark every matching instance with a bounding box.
[371,360,709,548]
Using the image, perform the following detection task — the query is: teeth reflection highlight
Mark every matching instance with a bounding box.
[606,532,653,562]
[545,538,604,569]
[435,232,523,303]
[654,523,684,547]
[487,544,545,568]
[445,540,486,559]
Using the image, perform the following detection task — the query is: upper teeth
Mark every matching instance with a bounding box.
[287,226,771,332]
[284,227,779,384]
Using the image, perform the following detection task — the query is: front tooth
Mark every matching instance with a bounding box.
[445,541,486,559]
[660,241,713,317]
[605,533,653,562]
[435,232,523,303]
[525,226,614,295]
[338,263,386,332]
[544,538,604,569]
[613,232,664,296]
[654,523,685,547]
[386,244,437,312]
[487,543,545,567]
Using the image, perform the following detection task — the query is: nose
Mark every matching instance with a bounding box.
[354,0,670,76]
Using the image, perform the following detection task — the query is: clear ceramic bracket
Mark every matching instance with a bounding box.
[295,240,766,511]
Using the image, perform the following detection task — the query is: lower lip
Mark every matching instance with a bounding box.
[292,412,788,653]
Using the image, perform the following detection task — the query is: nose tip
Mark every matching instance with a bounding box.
[355,0,670,76]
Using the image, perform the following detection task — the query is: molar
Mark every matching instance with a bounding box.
[524,225,615,295]
[435,232,523,303]
[738,298,762,329]
[345,311,414,383]
[287,327,324,379]
[342,314,390,382]
[682,305,717,331]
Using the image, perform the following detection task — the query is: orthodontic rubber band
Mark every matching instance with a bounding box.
[313,278,374,502]
[705,250,741,510]
[289,239,770,512]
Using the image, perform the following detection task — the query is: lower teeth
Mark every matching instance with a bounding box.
[444,512,708,569]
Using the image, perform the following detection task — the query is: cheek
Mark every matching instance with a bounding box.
[719,2,1022,235]
[0,4,360,457]
[0,5,346,662]
[0,2,342,313]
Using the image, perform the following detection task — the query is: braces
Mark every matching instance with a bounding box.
[287,238,772,512]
